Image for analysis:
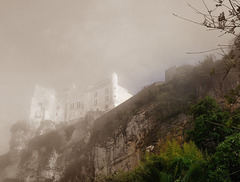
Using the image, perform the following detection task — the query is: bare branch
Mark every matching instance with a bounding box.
[173,13,204,26]
[186,47,233,54]
[229,0,237,14]
[202,0,216,27]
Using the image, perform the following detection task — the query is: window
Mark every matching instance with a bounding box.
[94,100,97,106]
[94,91,98,98]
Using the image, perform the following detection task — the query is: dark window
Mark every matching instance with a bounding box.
[94,100,97,106]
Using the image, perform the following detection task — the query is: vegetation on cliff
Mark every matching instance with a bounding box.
[58,52,240,181]
[96,96,240,182]
[1,55,240,181]
[96,140,206,182]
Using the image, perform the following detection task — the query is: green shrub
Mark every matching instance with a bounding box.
[188,96,237,153]
[95,140,206,182]
[207,132,240,182]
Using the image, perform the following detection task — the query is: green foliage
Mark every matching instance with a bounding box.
[160,140,205,181]
[187,96,240,181]
[207,132,240,182]
[96,95,240,182]
[224,85,240,104]
[96,140,206,182]
[188,96,238,153]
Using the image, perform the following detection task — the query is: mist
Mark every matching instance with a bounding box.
[0,0,233,154]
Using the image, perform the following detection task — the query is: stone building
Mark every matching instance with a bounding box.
[29,73,132,125]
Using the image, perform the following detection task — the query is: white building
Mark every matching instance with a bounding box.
[29,73,132,124]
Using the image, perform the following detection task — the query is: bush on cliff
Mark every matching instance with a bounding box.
[188,96,240,153]
[207,132,240,182]
[95,140,206,182]
[95,96,240,182]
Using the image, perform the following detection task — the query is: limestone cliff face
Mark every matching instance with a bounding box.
[92,109,191,178]
[93,111,150,176]
[58,99,192,181]
[0,98,192,182]
[0,121,34,180]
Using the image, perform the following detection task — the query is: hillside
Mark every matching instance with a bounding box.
[0,58,239,182]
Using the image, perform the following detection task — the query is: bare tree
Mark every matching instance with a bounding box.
[174,0,240,77]
[175,0,240,36]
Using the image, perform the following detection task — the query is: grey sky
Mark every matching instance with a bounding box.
[0,0,233,154]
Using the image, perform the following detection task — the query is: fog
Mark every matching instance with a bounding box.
[0,0,233,154]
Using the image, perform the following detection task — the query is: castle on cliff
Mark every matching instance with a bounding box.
[29,73,132,124]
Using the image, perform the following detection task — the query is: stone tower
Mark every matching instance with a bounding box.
[29,85,56,126]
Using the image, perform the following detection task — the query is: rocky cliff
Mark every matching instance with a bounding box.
[1,61,239,182]
[0,84,193,182]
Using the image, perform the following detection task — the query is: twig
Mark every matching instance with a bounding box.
[207,120,240,130]
[229,0,237,14]
[213,0,232,10]
[230,169,240,176]
[202,0,216,27]
[173,13,203,26]
[233,150,240,157]
[187,3,206,15]
[186,47,230,54]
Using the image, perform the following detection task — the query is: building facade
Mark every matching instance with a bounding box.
[29,73,132,124]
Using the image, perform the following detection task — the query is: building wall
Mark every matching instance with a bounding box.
[29,74,132,123]
[29,85,57,126]
[117,86,132,106]
[67,90,86,121]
